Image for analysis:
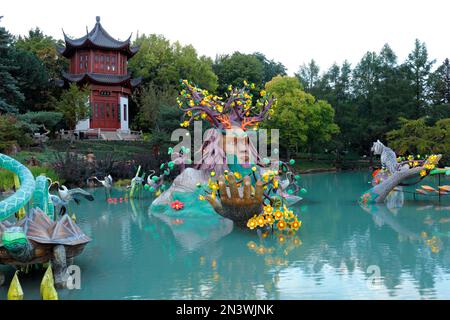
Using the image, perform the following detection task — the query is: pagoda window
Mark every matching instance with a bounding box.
[106,103,110,118]
[111,55,116,72]
[94,103,98,118]
[123,104,127,121]
[106,56,110,64]
[111,103,115,119]
[95,55,99,63]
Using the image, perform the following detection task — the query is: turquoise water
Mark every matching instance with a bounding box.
[1,171,450,299]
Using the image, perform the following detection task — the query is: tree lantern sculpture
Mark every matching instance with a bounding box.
[147,80,307,232]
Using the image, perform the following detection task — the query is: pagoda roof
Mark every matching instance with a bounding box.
[58,16,138,58]
[61,71,142,88]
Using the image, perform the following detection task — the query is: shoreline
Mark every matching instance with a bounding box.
[298,167,338,174]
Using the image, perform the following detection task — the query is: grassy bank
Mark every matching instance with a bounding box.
[47,140,154,160]
[0,165,61,192]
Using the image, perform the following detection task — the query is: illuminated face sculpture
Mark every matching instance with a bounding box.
[222,126,252,165]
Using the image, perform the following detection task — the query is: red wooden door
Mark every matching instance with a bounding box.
[91,99,120,130]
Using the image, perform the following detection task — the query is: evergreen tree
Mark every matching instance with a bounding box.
[351,51,380,151]
[404,39,435,117]
[295,59,320,92]
[429,58,450,105]
[318,61,357,154]
[0,17,24,113]
[427,58,450,122]
[8,48,48,112]
[376,44,412,127]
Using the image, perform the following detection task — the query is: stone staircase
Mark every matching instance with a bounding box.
[100,131,122,141]
[69,129,142,141]
[100,130,142,141]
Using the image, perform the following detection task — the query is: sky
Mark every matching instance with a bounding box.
[1,0,448,74]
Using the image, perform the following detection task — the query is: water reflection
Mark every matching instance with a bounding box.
[150,210,233,252]
[0,172,449,299]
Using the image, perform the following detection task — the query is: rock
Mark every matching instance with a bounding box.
[26,156,40,167]
[86,153,96,163]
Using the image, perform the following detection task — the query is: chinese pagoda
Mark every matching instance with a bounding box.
[58,16,141,134]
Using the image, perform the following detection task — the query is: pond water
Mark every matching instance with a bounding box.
[1,171,450,300]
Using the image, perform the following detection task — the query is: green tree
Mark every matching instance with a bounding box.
[316,61,357,155]
[265,76,308,156]
[304,99,340,153]
[0,18,24,113]
[351,51,381,151]
[429,118,450,164]
[129,34,217,91]
[386,117,431,155]
[129,34,217,132]
[14,27,67,80]
[55,83,90,130]
[252,52,287,83]
[172,43,218,91]
[404,39,435,117]
[264,76,339,157]
[352,51,379,101]
[156,104,183,134]
[428,58,450,106]
[133,84,177,131]
[349,45,414,153]
[8,48,48,112]
[387,117,450,163]
[295,59,320,92]
[376,44,415,127]
[213,52,264,94]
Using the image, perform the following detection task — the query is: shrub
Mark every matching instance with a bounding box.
[50,147,172,187]
[0,114,32,153]
[52,151,93,187]
[18,111,64,133]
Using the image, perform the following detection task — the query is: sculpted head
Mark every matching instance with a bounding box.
[371,140,384,155]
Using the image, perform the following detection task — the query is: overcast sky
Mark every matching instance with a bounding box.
[2,0,448,74]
